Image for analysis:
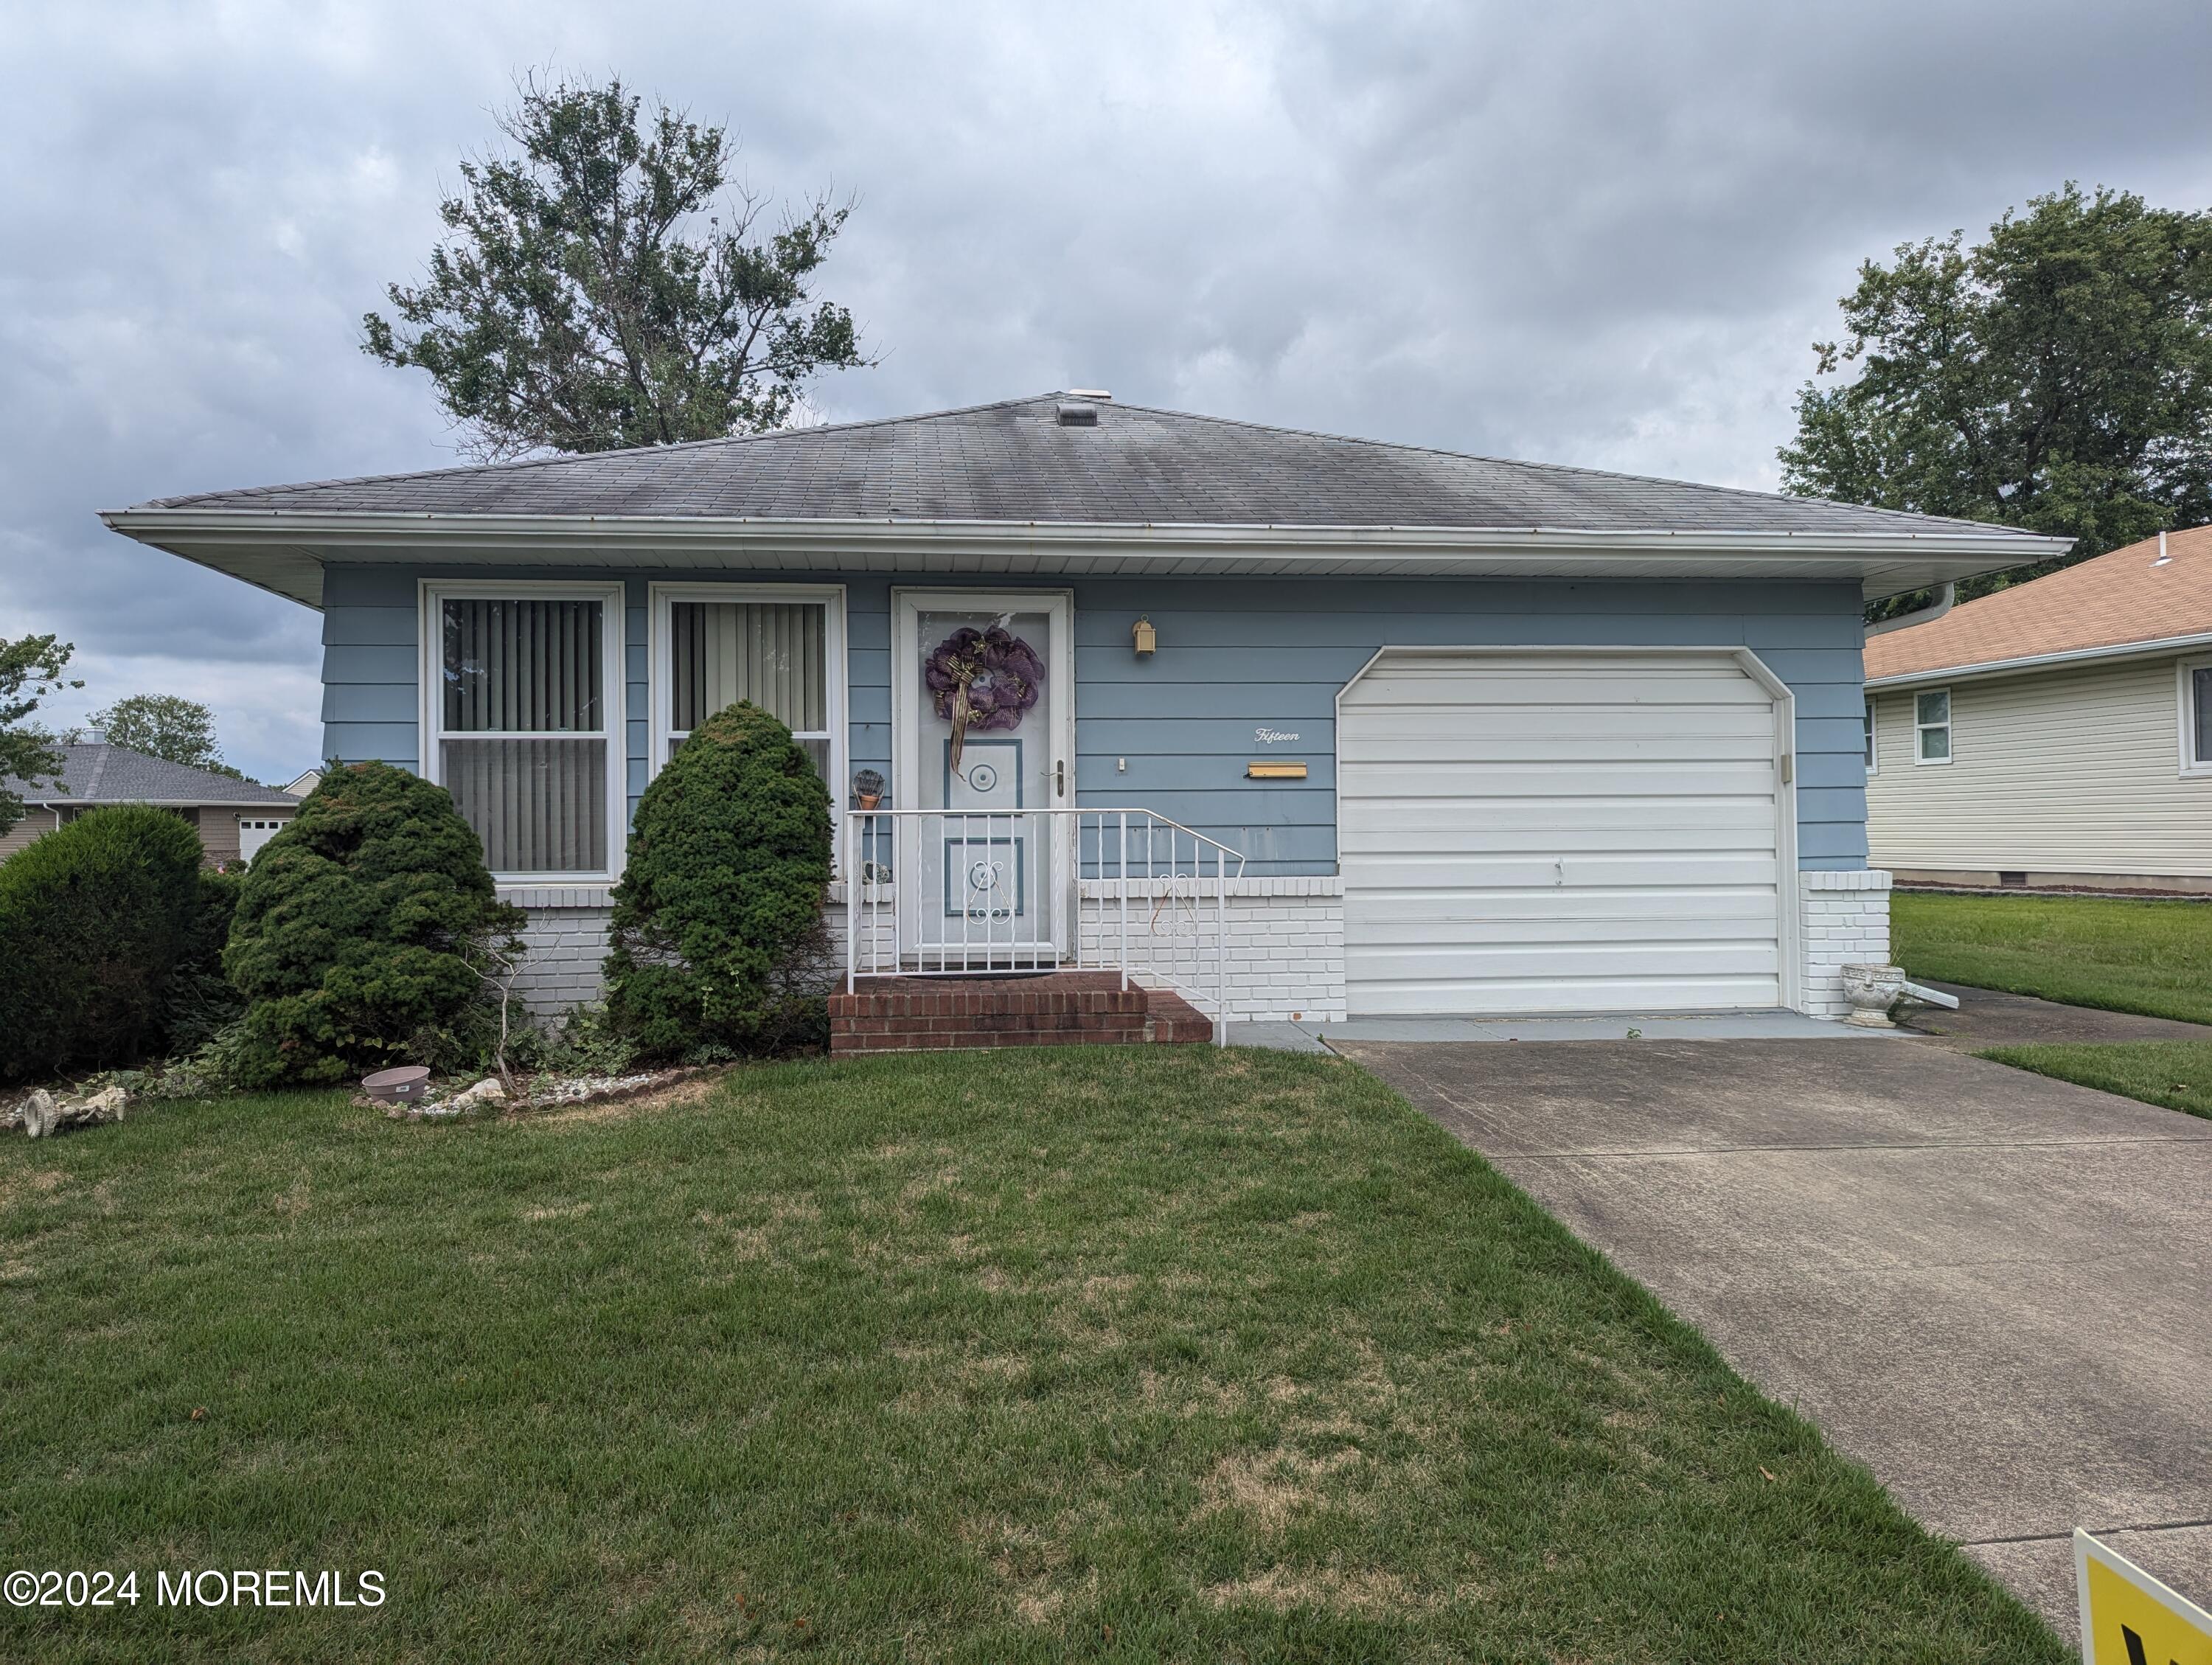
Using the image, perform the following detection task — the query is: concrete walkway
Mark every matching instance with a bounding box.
[1228,1007,1885,1051]
[1339,1036,2212,1635]
[1903,979,2212,1049]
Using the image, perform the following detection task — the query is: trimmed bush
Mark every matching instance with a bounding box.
[0,804,206,1081]
[604,701,834,1060]
[223,762,523,1086]
[165,866,247,1053]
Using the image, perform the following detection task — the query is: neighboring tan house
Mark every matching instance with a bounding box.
[0,743,301,866]
[103,391,2064,1023]
[1864,524,2212,892]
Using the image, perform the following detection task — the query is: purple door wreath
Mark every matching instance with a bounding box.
[925,624,1044,769]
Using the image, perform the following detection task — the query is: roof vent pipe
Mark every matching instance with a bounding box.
[1865,582,1955,639]
[2154,529,2172,566]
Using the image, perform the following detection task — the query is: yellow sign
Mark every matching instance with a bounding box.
[2078,1529,2212,1665]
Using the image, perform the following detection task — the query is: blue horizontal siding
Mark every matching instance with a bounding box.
[319,566,1871,875]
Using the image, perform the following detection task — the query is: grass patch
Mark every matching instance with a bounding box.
[1,1049,2058,1662]
[1893,889,2212,1024]
[1979,1040,2212,1121]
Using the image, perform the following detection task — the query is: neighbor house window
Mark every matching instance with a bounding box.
[422,582,625,879]
[2182,658,2212,776]
[1864,695,1878,775]
[1914,688,1952,764]
[652,584,846,790]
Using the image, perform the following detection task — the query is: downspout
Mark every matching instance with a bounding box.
[1865,582,1955,639]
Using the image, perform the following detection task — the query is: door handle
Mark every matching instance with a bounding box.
[1055,759,1066,799]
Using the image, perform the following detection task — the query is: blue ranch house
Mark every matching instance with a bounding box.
[105,393,2063,1032]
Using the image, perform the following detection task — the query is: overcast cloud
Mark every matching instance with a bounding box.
[3,0,2208,781]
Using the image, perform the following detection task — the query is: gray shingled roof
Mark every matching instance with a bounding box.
[139,393,2043,540]
[1,744,298,806]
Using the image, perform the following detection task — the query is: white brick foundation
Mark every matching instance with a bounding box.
[500,887,614,1017]
[501,871,1884,1026]
[1798,868,1893,1019]
[1077,875,1346,1022]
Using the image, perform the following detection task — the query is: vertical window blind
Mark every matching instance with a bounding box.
[671,600,831,777]
[2197,667,2212,763]
[438,598,608,874]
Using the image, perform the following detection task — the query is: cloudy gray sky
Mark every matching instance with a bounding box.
[4,0,2208,782]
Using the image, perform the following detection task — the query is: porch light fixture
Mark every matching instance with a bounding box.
[1131,615,1157,657]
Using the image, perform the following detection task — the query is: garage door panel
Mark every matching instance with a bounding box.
[1345,821,1779,861]
[1344,882,1781,918]
[1342,762,1781,800]
[1343,701,1778,740]
[1339,650,1788,1018]
[1340,799,1777,844]
[1346,855,1779,891]
[1346,972,1787,1017]
[1351,936,1778,976]
[1346,908,1781,946]
[1345,730,1777,765]
[1344,654,1773,693]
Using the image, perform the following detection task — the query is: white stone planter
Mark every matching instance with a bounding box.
[1841,963,1907,1029]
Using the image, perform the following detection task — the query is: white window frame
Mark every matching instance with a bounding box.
[2180,656,2212,779]
[1913,686,1952,766]
[418,578,627,883]
[1864,694,1879,776]
[648,580,848,793]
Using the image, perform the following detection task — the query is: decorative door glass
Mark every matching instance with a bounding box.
[910,605,1058,960]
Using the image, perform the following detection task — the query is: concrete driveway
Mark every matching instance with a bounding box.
[1338,1035,2212,1634]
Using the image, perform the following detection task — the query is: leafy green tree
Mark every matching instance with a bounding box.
[88,692,247,779]
[604,701,833,1061]
[0,634,80,834]
[1781,184,2212,608]
[363,71,871,460]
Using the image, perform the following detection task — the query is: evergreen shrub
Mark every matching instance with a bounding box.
[604,702,833,1060]
[223,762,522,1085]
[0,804,206,1080]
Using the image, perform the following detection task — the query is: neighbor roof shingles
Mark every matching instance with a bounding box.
[0,744,298,805]
[1863,524,2212,682]
[139,393,2048,540]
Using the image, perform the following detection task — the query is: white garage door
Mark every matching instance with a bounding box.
[1340,650,1791,1016]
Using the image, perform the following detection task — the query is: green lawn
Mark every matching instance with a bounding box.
[1892,889,2212,1024]
[1979,1040,2212,1122]
[1,1049,2058,1663]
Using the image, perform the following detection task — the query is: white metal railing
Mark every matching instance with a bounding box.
[842,808,1248,1043]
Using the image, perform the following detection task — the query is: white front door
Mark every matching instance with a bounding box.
[891,590,1077,965]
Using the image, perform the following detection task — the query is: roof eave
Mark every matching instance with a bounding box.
[102,508,2070,611]
[1866,630,2212,690]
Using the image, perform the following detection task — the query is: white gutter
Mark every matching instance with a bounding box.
[100,507,2070,563]
[1866,629,2212,691]
[1864,582,1954,638]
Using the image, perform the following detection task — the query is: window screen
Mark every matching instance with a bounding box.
[670,599,831,778]
[437,597,609,874]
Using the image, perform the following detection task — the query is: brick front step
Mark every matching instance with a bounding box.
[829,971,1215,1054]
